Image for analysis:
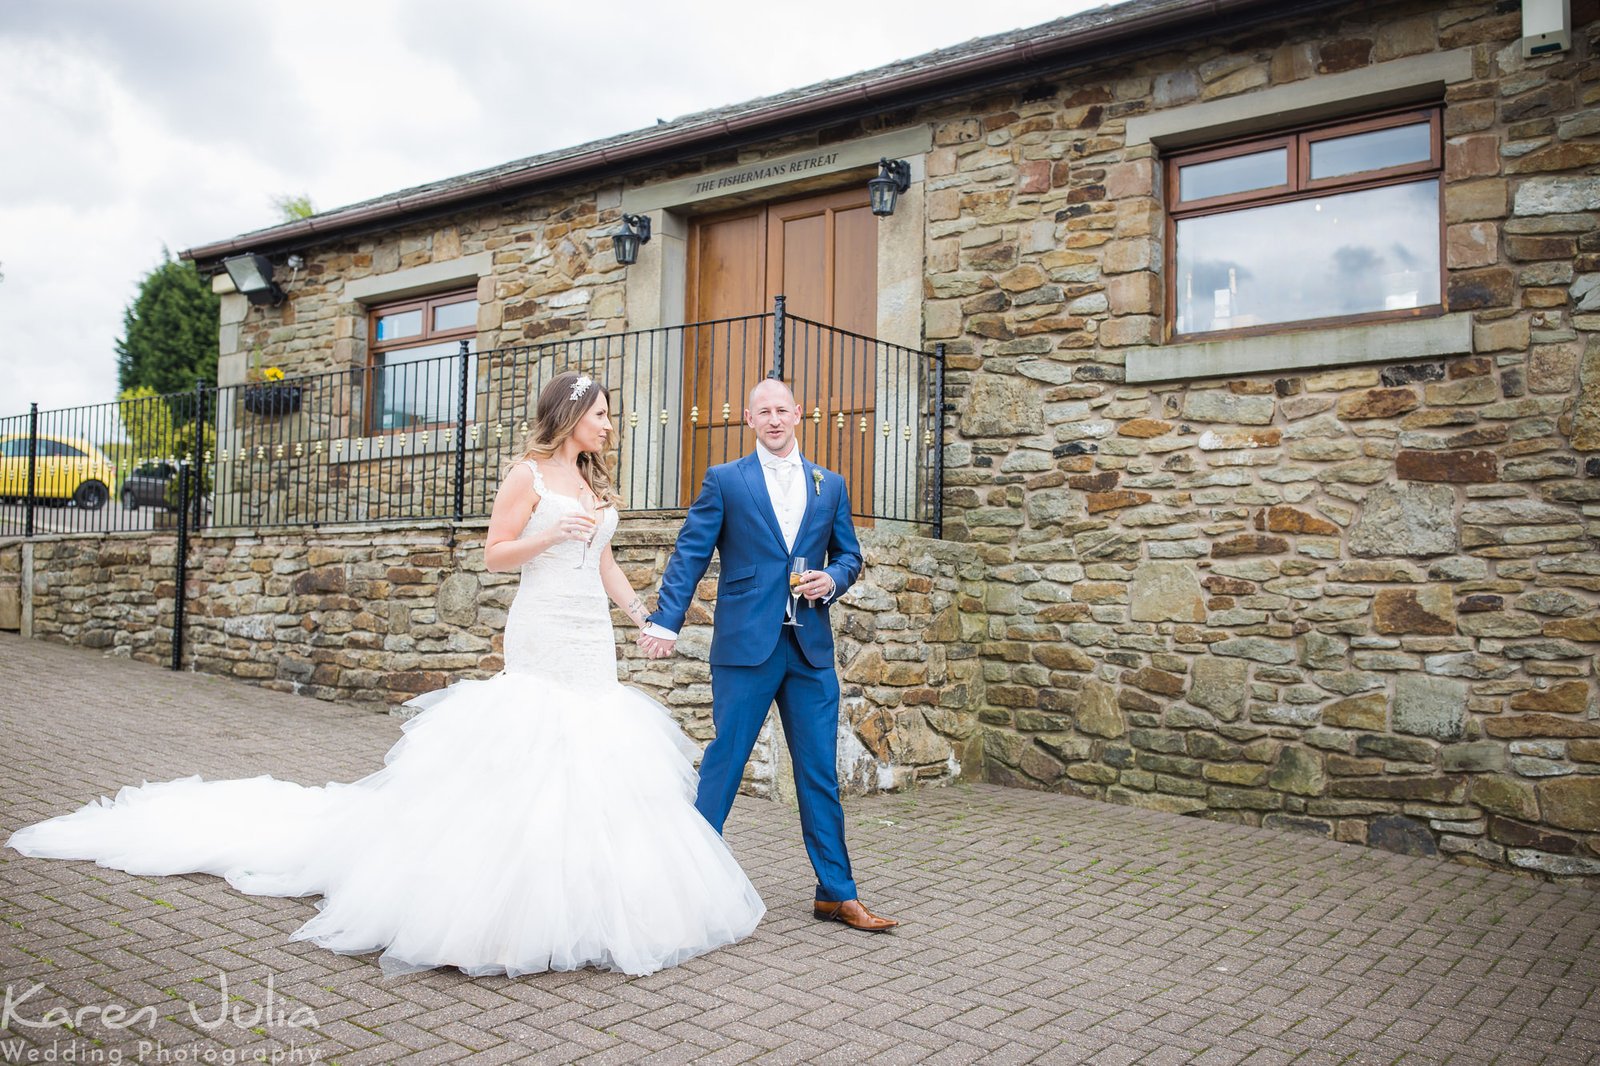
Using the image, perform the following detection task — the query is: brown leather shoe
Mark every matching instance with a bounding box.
[812,898,899,931]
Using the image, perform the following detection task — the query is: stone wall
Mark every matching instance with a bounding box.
[0,522,981,800]
[927,1,1600,878]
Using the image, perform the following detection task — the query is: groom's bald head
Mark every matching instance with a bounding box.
[747,377,796,409]
[745,377,802,456]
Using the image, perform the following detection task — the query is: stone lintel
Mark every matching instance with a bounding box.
[342,252,494,305]
[1126,48,1475,149]
[622,126,933,214]
[1126,313,1474,385]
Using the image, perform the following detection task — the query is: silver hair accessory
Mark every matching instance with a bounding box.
[569,375,594,402]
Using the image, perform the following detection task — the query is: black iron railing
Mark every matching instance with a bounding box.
[1,304,946,539]
[0,388,212,539]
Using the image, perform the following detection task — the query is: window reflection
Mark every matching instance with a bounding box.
[374,309,423,341]
[1178,148,1287,203]
[1174,180,1440,336]
[373,339,477,430]
[432,300,476,332]
[1310,122,1431,180]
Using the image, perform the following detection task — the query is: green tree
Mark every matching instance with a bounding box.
[117,385,178,462]
[271,193,316,221]
[115,252,220,398]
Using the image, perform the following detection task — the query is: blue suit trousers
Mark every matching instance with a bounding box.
[694,626,858,903]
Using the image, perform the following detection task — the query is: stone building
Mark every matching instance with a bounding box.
[7,0,1598,879]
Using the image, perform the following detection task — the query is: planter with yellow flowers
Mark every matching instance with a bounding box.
[242,365,303,417]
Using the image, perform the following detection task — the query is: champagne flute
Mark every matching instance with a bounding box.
[574,488,598,569]
[783,556,807,627]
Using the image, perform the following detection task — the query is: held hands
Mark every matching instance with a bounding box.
[637,632,676,659]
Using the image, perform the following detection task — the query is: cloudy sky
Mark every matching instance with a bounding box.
[0,0,1105,416]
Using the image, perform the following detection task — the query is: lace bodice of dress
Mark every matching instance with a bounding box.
[502,459,622,685]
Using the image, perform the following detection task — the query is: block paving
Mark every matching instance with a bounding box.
[2,634,1597,1064]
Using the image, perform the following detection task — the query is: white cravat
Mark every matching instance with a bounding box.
[759,443,805,552]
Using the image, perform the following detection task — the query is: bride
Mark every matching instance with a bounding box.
[5,370,766,978]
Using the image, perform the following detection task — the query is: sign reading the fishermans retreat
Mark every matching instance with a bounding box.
[622,127,933,213]
[691,153,841,195]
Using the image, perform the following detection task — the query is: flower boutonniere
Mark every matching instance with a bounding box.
[811,469,824,496]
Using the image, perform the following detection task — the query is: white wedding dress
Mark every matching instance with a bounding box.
[5,459,765,977]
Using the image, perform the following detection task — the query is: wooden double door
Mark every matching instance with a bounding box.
[684,187,878,513]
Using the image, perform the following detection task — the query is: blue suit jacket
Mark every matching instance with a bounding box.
[650,452,863,669]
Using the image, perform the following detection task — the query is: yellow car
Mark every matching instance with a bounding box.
[0,433,117,510]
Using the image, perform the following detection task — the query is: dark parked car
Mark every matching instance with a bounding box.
[121,462,176,509]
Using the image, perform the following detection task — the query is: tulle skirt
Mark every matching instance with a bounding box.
[5,671,766,978]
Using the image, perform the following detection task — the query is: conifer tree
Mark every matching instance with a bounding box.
[114,251,220,398]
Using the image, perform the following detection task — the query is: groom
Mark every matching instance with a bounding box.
[638,377,898,932]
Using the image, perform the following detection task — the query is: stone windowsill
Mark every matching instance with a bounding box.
[1124,313,1474,384]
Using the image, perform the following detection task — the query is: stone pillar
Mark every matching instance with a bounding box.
[875,159,928,526]
[213,288,251,521]
[20,540,34,638]
[622,208,689,509]
[0,542,19,631]
[215,290,251,386]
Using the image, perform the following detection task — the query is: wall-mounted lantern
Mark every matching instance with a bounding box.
[611,214,653,265]
[868,158,912,217]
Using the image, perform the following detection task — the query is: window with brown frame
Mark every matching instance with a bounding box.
[1165,107,1443,341]
[367,289,478,433]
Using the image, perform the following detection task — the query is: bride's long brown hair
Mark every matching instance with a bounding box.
[504,370,621,508]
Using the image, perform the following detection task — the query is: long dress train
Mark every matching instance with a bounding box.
[5,459,765,977]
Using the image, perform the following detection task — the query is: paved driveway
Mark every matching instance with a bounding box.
[2,633,1597,1065]
[0,500,170,537]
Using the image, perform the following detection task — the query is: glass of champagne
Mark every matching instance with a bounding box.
[784,556,807,627]
[574,489,598,569]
